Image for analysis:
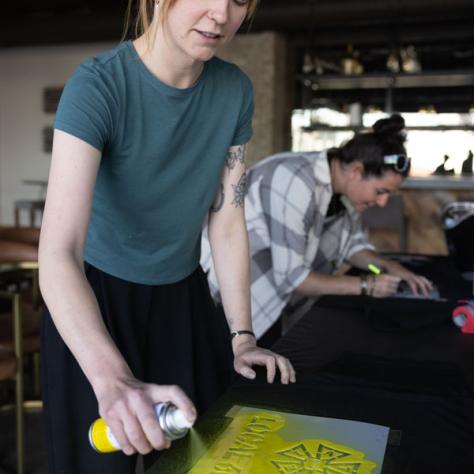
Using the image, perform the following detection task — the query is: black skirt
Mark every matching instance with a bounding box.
[41,263,233,474]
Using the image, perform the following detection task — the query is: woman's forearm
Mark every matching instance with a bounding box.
[208,219,252,333]
[208,219,257,354]
[39,130,133,394]
[348,249,390,271]
[39,251,133,394]
[295,271,362,297]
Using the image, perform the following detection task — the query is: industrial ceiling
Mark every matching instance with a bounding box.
[2,0,474,111]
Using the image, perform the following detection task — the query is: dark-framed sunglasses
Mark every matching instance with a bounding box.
[383,154,411,173]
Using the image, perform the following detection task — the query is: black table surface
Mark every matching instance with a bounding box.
[149,256,474,473]
[273,301,474,393]
[273,255,474,388]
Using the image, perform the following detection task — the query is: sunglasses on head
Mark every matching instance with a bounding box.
[383,154,411,173]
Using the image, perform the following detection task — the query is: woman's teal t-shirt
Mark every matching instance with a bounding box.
[54,41,253,284]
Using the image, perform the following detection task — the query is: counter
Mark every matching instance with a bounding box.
[368,176,474,255]
[402,175,474,190]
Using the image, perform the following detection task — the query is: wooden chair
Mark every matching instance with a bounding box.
[0,227,40,247]
[0,240,42,474]
[13,200,45,228]
[0,230,41,311]
[0,291,25,474]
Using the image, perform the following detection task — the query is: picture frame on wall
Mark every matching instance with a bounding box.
[43,126,54,153]
[43,87,63,114]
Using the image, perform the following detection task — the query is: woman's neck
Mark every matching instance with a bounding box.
[133,30,204,89]
[329,158,344,194]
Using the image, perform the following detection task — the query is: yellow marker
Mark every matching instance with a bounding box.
[368,263,382,275]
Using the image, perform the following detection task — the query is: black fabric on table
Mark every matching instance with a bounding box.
[363,297,455,331]
[318,352,473,399]
[274,303,474,391]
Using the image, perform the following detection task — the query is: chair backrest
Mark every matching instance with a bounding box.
[361,195,407,252]
[0,227,40,247]
[0,240,38,263]
[0,289,26,474]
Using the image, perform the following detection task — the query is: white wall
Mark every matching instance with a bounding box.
[0,35,290,224]
[0,42,115,225]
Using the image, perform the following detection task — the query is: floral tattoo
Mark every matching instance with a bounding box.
[225,145,246,171]
[231,172,247,208]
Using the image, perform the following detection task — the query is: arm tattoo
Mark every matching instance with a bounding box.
[225,145,246,171]
[231,172,247,208]
[211,183,225,213]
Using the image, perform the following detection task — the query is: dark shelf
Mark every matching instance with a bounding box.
[302,125,474,132]
[297,71,474,90]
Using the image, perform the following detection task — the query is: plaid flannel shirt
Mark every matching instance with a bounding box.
[201,151,373,338]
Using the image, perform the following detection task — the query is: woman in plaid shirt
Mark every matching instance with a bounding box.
[202,114,432,344]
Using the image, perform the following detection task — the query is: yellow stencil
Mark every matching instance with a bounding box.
[189,411,377,474]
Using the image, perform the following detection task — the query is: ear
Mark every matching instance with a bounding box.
[347,161,365,180]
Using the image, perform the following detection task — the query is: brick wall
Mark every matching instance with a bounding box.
[218,31,292,166]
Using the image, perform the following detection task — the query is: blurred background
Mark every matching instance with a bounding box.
[1,1,474,472]
[1,0,474,250]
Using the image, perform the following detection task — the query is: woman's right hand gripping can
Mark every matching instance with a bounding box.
[88,402,193,453]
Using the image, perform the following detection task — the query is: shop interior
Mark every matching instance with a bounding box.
[1,1,474,473]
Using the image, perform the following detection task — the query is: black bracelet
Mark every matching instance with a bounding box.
[368,275,375,296]
[230,330,255,340]
[360,274,368,296]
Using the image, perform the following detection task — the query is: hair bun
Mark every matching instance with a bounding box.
[372,114,405,136]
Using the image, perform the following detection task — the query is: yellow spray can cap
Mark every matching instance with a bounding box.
[88,418,120,453]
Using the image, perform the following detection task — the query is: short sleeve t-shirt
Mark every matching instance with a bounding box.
[55,41,253,284]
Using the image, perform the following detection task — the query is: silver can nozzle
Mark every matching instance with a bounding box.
[156,402,193,440]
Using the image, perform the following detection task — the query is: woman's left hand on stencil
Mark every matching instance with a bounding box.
[233,341,296,385]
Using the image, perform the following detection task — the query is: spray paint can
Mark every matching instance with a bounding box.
[88,402,193,453]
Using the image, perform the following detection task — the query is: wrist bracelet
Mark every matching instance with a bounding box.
[230,330,255,340]
[360,274,368,296]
